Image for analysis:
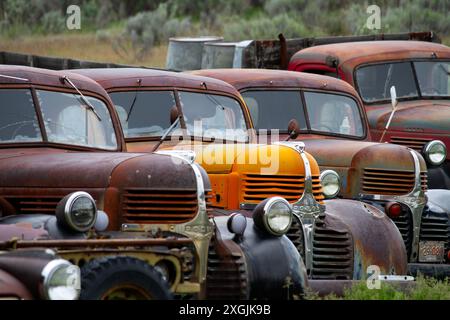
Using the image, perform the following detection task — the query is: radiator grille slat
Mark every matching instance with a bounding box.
[242,174,324,203]
[122,189,198,223]
[311,220,353,280]
[5,196,62,215]
[390,137,432,152]
[362,168,427,195]
[206,236,247,299]
[420,215,450,249]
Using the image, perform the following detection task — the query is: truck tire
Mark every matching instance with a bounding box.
[80,256,173,300]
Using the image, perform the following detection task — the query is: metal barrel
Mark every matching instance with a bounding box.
[201,42,237,69]
[166,36,223,71]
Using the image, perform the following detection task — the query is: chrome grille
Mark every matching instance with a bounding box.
[390,137,432,152]
[122,188,198,224]
[286,216,305,262]
[420,172,428,191]
[420,215,450,246]
[389,204,414,258]
[311,220,353,280]
[242,173,324,204]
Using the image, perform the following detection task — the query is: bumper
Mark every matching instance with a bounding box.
[408,263,450,279]
[427,160,450,189]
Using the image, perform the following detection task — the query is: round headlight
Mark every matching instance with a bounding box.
[56,191,97,232]
[423,140,447,166]
[41,259,81,300]
[253,197,292,236]
[320,170,341,199]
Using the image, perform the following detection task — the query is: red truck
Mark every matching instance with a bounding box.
[288,40,450,190]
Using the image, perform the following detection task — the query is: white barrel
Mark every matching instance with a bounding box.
[201,42,237,69]
[166,36,223,71]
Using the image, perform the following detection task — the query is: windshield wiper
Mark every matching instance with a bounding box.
[439,64,450,76]
[0,74,29,82]
[61,76,102,121]
[151,116,181,152]
[126,79,142,122]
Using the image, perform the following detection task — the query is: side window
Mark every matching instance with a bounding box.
[0,89,42,143]
[110,91,177,138]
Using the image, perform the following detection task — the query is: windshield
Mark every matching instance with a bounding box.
[36,90,117,150]
[356,60,450,102]
[414,61,450,97]
[0,89,42,143]
[356,62,419,102]
[178,91,248,142]
[242,90,364,138]
[111,90,248,142]
[110,91,179,138]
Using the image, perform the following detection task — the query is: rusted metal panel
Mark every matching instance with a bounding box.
[0,238,193,250]
[72,68,241,98]
[290,40,450,73]
[0,269,32,299]
[234,31,439,69]
[325,199,408,277]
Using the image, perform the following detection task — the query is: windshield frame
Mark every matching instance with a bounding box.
[354,58,450,105]
[108,86,253,144]
[0,84,123,152]
[240,87,368,140]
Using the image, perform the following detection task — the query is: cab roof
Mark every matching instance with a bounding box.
[71,68,242,97]
[0,64,108,95]
[290,41,450,69]
[190,68,359,97]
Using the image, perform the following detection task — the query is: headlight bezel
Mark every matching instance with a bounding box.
[40,259,81,300]
[253,197,293,237]
[423,140,447,166]
[320,170,341,199]
[56,191,97,233]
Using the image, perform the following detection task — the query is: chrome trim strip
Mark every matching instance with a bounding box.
[274,141,326,273]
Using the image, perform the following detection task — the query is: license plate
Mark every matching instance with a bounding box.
[418,241,445,262]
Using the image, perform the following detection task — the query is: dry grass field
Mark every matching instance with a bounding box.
[0,34,168,68]
[1,34,449,70]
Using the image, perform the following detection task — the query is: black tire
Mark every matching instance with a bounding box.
[80,256,173,300]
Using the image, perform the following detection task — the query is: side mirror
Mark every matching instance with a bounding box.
[286,119,300,141]
[390,86,398,109]
[170,106,179,125]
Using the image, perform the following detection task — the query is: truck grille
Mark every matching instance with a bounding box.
[363,168,417,195]
[311,220,353,280]
[420,214,450,249]
[389,205,414,258]
[5,196,62,214]
[286,216,305,262]
[242,173,324,204]
[122,188,198,224]
[390,137,432,152]
[206,235,248,299]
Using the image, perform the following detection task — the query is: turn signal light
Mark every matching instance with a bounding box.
[385,202,402,218]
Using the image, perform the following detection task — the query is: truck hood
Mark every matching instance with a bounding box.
[302,139,377,168]
[0,148,196,190]
[0,150,142,188]
[367,101,450,134]
[168,143,317,176]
